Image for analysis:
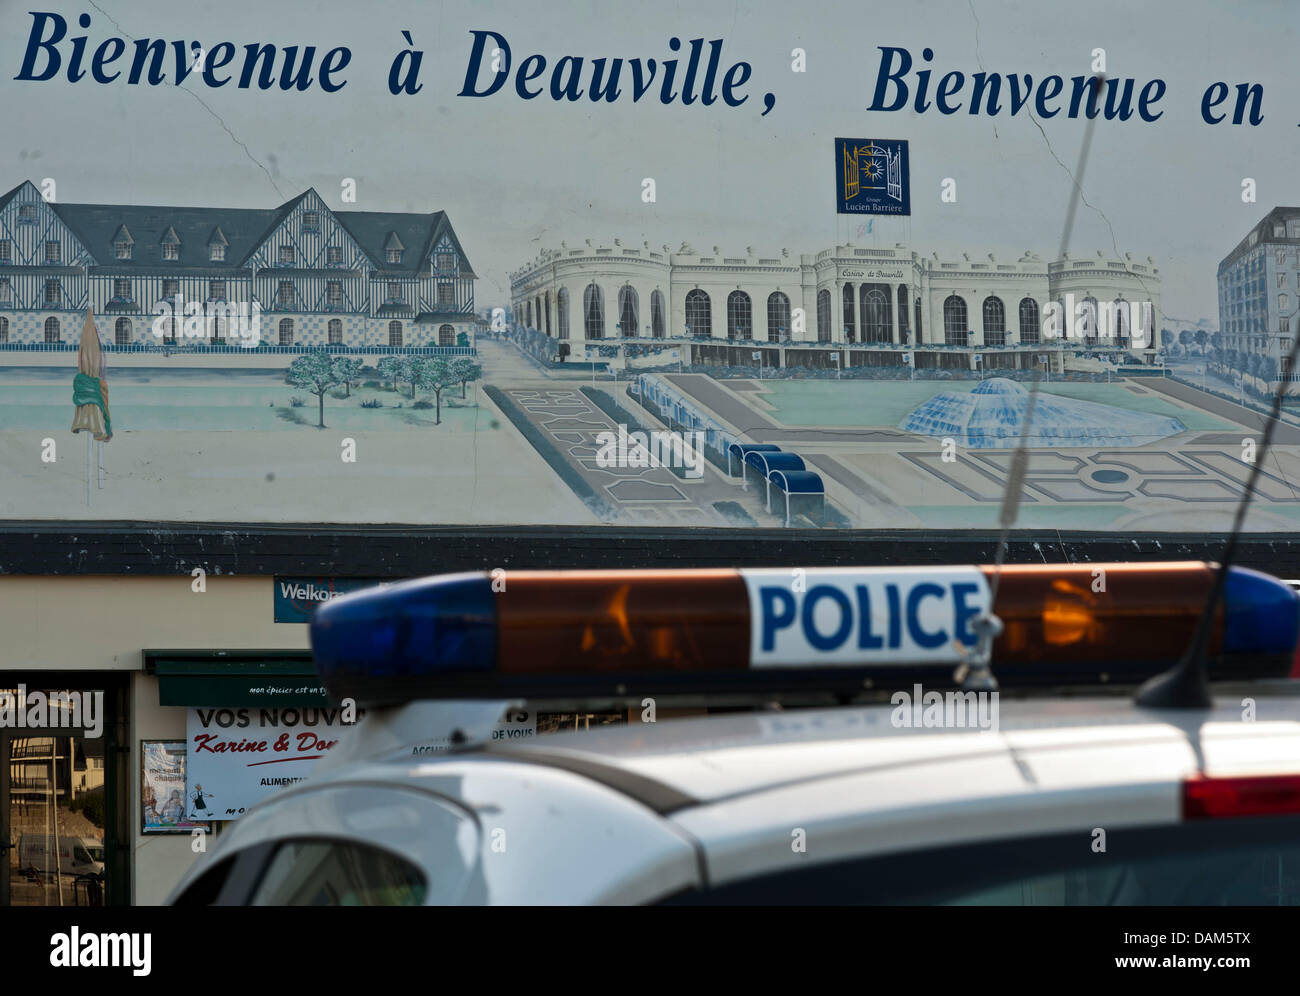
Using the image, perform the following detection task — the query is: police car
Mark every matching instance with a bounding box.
[168,562,1300,906]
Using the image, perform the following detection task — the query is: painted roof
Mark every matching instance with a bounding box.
[0,181,476,278]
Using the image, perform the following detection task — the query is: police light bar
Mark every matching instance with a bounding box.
[308,563,1300,707]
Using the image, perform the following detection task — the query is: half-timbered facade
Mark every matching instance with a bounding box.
[0,181,477,351]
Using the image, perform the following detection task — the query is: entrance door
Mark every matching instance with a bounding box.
[0,677,127,907]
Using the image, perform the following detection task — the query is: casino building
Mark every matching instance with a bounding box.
[510,240,1161,371]
[0,180,478,357]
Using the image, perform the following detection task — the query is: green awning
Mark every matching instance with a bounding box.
[145,651,331,707]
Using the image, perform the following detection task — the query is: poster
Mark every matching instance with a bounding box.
[186,706,355,819]
[1,2,1298,535]
[186,705,537,817]
[141,740,207,833]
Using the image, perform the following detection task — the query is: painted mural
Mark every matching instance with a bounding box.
[2,1,1298,532]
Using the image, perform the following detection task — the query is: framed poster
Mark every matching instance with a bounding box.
[141,740,208,833]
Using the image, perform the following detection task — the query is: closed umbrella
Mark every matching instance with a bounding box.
[71,309,111,503]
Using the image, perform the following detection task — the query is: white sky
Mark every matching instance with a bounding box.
[1,0,1297,325]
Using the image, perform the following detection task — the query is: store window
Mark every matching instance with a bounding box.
[1,677,127,907]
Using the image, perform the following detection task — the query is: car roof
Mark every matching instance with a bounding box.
[414,686,1300,813]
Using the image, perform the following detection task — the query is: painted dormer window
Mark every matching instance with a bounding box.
[302,211,320,232]
[45,241,60,263]
[115,241,132,260]
[279,245,295,265]
[18,204,36,223]
[436,251,456,272]
[161,227,181,261]
[383,232,404,265]
[210,244,225,261]
[327,246,343,265]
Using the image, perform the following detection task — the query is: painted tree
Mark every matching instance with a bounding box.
[285,352,340,428]
[411,356,458,425]
[401,355,425,398]
[1178,330,1193,352]
[1194,330,1208,354]
[377,356,403,393]
[1210,331,1223,354]
[450,357,483,398]
[1159,328,1174,349]
[332,356,363,398]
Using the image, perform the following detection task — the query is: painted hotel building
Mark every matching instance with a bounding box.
[1217,206,1300,381]
[510,241,1161,369]
[0,181,477,354]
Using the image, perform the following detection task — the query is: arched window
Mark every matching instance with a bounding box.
[914,298,923,341]
[279,318,294,346]
[1017,298,1039,344]
[842,284,856,341]
[817,290,831,342]
[651,290,665,338]
[114,317,131,345]
[982,296,1006,346]
[557,288,570,339]
[767,292,791,342]
[727,290,752,340]
[0,317,7,342]
[1113,300,1128,340]
[943,295,967,345]
[438,324,455,346]
[544,293,551,336]
[328,318,343,345]
[897,285,910,342]
[211,313,226,344]
[388,320,402,347]
[861,285,892,343]
[685,289,711,337]
[44,316,60,342]
[584,284,604,339]
[525,301,533,329]
[617,285,638,337]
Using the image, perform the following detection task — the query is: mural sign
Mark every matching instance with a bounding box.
[1,3,1296,535]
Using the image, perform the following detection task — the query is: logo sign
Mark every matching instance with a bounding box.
[741,567,989,666]
[274,576,390,623]
[835,138,911,216]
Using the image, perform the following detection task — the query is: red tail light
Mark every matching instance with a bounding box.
[1183,774,1300,819]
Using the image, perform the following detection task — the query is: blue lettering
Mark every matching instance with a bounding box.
[15,11,66,82]
[856,585,883,649]
[759,587,796,651]
[460,29,510,97]
[867,45,910,112]
[802,585,853,651]
[885,584,901,648]
[952,582,981,646]
[906,583,947,649]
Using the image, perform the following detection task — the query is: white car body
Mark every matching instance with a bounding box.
[168,686,1300,905]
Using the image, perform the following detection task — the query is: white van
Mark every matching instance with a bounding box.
[17,834,104,879]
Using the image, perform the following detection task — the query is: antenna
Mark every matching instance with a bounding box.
[1136,326,1300,708]
[956,76,1105,691]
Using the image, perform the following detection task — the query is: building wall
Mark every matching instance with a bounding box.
[510,241,1161,358]
[0,575,308,905]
